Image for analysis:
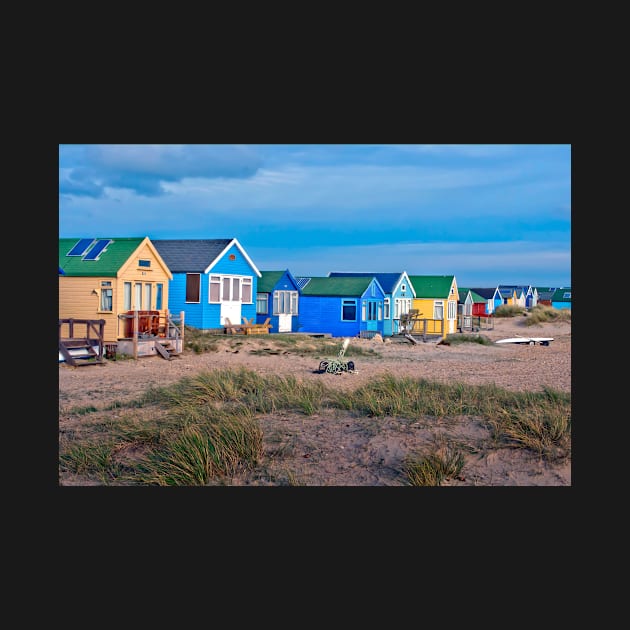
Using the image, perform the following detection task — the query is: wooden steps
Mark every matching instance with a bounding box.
[59,338,105,367]
[155,340,179,360]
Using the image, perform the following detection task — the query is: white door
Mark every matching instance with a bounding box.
[278,313,291,332]
[220,277,242,326]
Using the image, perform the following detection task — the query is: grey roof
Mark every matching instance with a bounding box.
[152,239,232,273]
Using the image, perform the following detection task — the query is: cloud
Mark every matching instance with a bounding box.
[59,144,263,199]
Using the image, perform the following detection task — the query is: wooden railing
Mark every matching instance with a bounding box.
[116,310,185,359]
[58,318,106,366]
[457,314,494,332]
[398,312,445,339]
[117,310,184,340]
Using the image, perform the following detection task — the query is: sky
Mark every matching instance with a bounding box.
[59,144,571,288]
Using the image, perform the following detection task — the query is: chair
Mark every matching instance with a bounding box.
[224,317,239,335]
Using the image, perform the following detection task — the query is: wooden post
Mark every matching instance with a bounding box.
[180,311,185,349]
[133,310,138,359]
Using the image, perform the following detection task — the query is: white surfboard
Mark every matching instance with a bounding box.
[495,337,553,346]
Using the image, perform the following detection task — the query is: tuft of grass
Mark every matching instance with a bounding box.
[403,439,465,486]
[59,442,126,482]
[485,389,571,461]
[442,333,493,346]
[524,304,571,326]
[134,411,263,485]
[494,304,526,318]
[144,367,329,416]
[184,326,222,353]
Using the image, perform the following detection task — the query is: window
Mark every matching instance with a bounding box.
[341,299,357,321]
[210,275,254,303]
[383,297,390,319]
[144,283,152,310]
[222,277,231,301]
[100,281,113,312]
[394,298,411,318]
[138,259,151,268]
[186,274,201,302]
[273,290,299,314]
[242,278,252,303]
[135,282,143,310]
[448,300,457,320]
[434,300,444,320]
[231,277,240,301]
[156,284,163,310]
[210,276,220,302]
[257,293,268,314]
[124,282,132,311]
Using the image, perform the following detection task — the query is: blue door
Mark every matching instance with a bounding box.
[365,300,380,332]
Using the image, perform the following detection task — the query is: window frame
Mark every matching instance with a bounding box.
[209,274,254,304]
[273,290,299,315]
[341,299,357,322]
[99,281,113,312]
[256,292,269,315]
[186,273,201,303]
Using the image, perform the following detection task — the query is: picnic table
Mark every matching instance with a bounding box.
[223,317,272,335]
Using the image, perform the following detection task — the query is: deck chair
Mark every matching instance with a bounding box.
[224,317,239,335]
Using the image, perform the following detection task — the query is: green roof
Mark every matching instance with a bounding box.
[59,237,146,277]
[551,287,571,302]
[408,275,455,298]
[258,271,285,293]
[300,276,374,296]
[458,288,485,303]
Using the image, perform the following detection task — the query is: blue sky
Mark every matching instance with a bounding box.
[59,144,571,288]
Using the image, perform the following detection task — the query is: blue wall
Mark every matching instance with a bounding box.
[299,290,385,337]
[299,296,362,337]
[256,270,300,333]
[168,242,259,330]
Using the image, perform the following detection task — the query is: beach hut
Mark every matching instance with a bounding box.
[256,270,301,333]
[551,287,571,310]
[59,237,173,344]
[407,275,459,338]
[152,238,261,330]
[328,271,415,336]
[296,276,385,338]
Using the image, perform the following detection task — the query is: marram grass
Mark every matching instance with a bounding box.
[59,368,570,485]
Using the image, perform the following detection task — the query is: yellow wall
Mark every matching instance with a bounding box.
[59,276,120,342]
[410,282,459,337]
[59,239,172,343]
